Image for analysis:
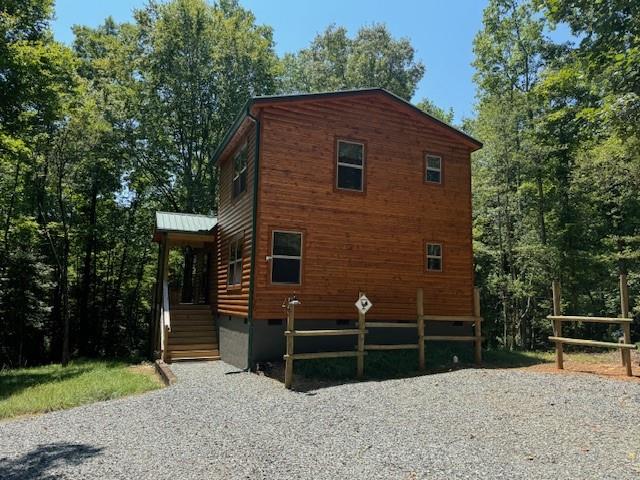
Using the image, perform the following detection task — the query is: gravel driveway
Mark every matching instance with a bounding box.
[1,361,639,479]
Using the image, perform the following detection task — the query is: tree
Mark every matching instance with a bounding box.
[135,0,280,214]
[0,0,78,366]
[471,0,555,349]
[281,24,425,100]
[415,98,455,124]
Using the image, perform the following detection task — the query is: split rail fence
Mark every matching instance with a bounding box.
[548,274,637,377]
[283,288,484,389]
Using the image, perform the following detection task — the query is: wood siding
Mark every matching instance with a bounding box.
[216,123,256,318]
[252,94,475,321]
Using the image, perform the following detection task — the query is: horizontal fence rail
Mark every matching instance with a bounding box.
[549,275,637,377]
[283,288,484,389]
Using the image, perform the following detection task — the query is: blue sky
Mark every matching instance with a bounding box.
[51,1,518,122]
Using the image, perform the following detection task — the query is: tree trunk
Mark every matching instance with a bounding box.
[61,247,71,366]
[78,180,98,356]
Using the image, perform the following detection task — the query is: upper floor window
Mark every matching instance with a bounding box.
[426,243,443,272]
[336,140,364,192]
[425,154,442,184]
[227,237,243,286]
[271,231,302,284]
[232,143,248,198]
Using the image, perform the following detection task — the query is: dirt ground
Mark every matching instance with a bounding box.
[523,350,640,383]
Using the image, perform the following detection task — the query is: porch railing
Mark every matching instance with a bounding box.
[160,278,171,362]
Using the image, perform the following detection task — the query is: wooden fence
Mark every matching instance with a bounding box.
[548,274,637,377]
[283,289,484,389]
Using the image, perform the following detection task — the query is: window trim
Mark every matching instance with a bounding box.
[270,230,303,286]
[335,138,366,194]
[424,153,444,185]
[425,242,443,273]
[227,235,244,289]
[232,142,248,200]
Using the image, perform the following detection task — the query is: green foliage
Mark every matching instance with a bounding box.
[0,359,161,419]
[415,98,455,124]
[135,0,279,212]
[280,23,425,100]
[471,0,640,349]
[2,0,638,368]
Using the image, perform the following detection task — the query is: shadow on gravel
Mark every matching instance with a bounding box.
[261,348,552,393]
[0,442,103,480]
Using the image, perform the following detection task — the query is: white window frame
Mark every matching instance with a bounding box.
[426,243,443,272]
[227,237,243,287]
[425,154,442,184]
[336,140,365,192]
[271,230,303,285]
[232,143,248,198]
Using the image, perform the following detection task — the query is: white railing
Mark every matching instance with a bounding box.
[160,279,171,361]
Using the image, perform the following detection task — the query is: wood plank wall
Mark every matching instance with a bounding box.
[207,240,217,311]
[252,94,475,321]
[216,122,256,318]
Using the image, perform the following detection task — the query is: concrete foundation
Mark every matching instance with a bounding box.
[218,315,249,370]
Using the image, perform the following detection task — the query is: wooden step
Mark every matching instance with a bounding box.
[170,318,215,326]
[170,313,214,320]
[170,329,216,337]
[168,343,219,351]
[170,303,211,310]
[169,336,218,345]
[171,305,212,312]
[170,324,215,331]
[169,349,220,361]
[169,329,217,338]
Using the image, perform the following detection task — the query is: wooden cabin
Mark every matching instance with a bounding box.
[151,88,482,368]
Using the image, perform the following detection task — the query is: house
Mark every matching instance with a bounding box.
[151,88,482,369]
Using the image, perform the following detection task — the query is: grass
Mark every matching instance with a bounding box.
[0,359,163,420]
[294,343,625,381]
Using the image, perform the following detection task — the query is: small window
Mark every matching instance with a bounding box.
[227,237,243,286]
[426,243,442,271]
[232,143,248,198]
[336,140,364,191]
[425,155,442,184]
[271,231,302,284]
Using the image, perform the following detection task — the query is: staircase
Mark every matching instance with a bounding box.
[167,304,220,362]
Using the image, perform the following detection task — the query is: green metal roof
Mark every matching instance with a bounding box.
[155,211,217,234]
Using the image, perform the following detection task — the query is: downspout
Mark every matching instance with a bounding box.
[246,107,260,371]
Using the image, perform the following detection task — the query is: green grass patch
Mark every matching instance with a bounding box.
[0,359,163,420]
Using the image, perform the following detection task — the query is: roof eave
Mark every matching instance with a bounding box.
[211,88,482,163]
[212,98,253,165]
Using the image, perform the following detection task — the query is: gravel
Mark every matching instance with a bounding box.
[1,361,640,479]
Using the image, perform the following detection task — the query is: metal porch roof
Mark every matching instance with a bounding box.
[155,211,217,234]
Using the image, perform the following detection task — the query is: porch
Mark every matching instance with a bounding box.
[151,212,218,362]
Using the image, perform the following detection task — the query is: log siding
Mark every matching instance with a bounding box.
[250,92,475,321]
[216,123,256,318]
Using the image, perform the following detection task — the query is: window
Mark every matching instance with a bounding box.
[336,140,364,191]
[426,243,442,272]
[271,231,302,284]
[227,237,243,286]
[425,154,442,184]
[232,143,248,198]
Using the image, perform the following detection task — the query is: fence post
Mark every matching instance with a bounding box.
[284,298,296,389]
[417,288,425,370]
[357,291,366,378]
[620,273,632,376]
[473,287,482,365]
[552,280,563,369]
